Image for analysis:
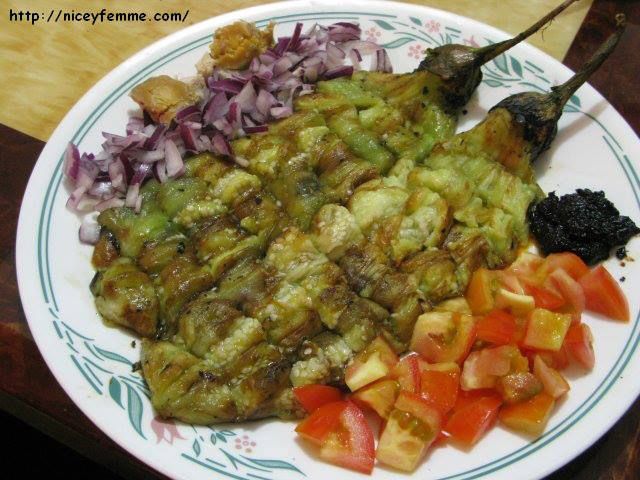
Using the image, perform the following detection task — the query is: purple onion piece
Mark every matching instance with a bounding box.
[164,139,184,178]
[125,183,140,208]
[79,216,101,245]
[155,160,168,183]
[136,149,165,163]
[179,123,201,152]
[323,65,354,80]
[175,104,201,122]
[270,106,293,119]
[287,22,303,52]
[88,181,113,198]
[243,125,269,134]
[63,143,81,181]
[203,92,229,125]
[143,125,166,150]
[95,196,126,212]
[212,133,232,157]
[235,81,258,113]
[108,158,127,192]
[126,116,144,135]
[372,49,393,73]
[208,78,244,94]
[66,185,88,211]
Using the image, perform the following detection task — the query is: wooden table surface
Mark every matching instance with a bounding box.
[1,0,638,478]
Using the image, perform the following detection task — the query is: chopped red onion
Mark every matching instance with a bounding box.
[203,92,229,125]
[88,181,113,198]
[63,143,80,181]
[79,216,101,245]
[64,21,391,224]
[349,49,362,70]
[108,158,127,192]
[323,66,354,80]
[243,125,269,134]
[270,106,293,118]
[136,149,165,163]
[179,122,201,152]
[164,139,184,178]
[175,104,201,122]
[95,196,126,212]
[235,82,258,113]
[126,116,144,135]
[372,49,393,73]
[155,160,168,184]
[212,133,233,157]
[208,78,244,94]
[143,125,166,150]
[125,183,140,208]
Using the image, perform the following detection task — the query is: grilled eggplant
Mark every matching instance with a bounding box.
[89,3,605,424]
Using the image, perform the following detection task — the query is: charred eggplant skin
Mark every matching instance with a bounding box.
[417,45,483,110]
[493,14,626,162]
[492,92,562,161]
[417,0,580,110]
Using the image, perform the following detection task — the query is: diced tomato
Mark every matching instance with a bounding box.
[434,297,472,314]
[410,311,476,364]
[564,323,595,370]
[498,272,525,295]
[432,430,449,447]
[345,353,389,392]
[366,335,400,366]
[395,391,443,426]
[499,392,555,437]
[444,395,502,447]
[535,345,571,370]
[533,355,570,398]
[392,353,422,393]
[496,372,543,404]
[552,345,571,370]
[295,401,348,445]
[548,269,585,317]
[525,285,566,311]
[377,393,442,472]
[293,385,343,413]
[351,379,399,419]
[419,363,460,415]
[579,266,630,322]
[476,310,518,345]
[345,336,398,392]
[319,402,375,474]
[461,345,528,390]
[541,252,589,280]
[522,308,572,352]
[452,389,501,412]
[505,251,544,280]
[494,288,535,316]
[466,268,497,314]
[461,349,507,390]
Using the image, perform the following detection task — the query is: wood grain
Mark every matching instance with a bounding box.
[0,0,591,141]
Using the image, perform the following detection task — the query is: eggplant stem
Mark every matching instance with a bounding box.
[552,13,626,107]
[474,0,581,65]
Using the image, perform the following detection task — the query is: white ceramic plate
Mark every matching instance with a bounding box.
[16,1,640,479]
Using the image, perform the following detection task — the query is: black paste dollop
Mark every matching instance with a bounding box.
[527,189,639,265]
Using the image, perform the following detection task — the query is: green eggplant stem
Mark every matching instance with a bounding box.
[474,0,581,65]
[551,13,626,108]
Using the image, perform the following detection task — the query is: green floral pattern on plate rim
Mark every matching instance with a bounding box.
[29,8,640,480]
